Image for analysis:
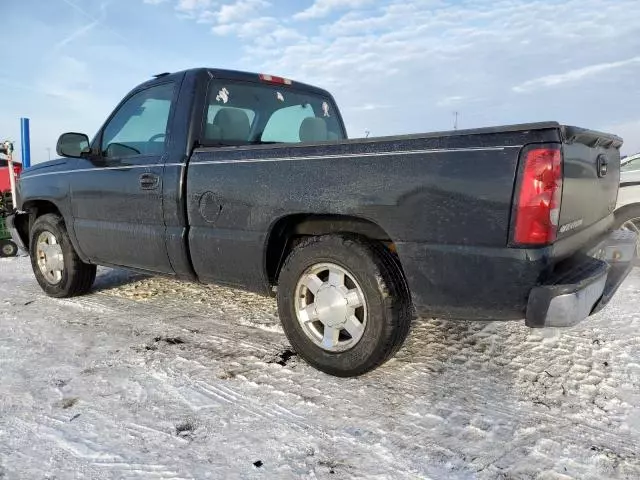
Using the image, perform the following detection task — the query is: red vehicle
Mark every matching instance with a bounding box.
[1,157,21,256]
[0,158,22,193]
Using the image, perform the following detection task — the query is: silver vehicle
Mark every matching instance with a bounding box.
[616,153,640,257]
[621,152,640,168]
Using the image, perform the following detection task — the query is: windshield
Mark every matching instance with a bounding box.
[202,81,345,146]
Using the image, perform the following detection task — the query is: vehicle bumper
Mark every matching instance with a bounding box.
[6,213,28,252]
[525,229,637,328]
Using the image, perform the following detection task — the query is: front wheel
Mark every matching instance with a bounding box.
[29,213,97,298]
[277,235,413,377]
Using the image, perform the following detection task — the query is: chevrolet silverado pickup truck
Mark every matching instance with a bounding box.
[8,68,637,376]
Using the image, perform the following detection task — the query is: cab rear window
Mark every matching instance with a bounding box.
[202,81,345,146]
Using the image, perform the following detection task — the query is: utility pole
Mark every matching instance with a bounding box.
[453,111,459,130]
[46,148,51,161]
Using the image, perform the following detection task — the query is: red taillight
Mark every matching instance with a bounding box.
[514,148,563,245]
[259,73,292,85]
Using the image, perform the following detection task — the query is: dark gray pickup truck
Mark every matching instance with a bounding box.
[8,68,637,376]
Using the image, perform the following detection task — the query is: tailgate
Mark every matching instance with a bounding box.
[556,126,622,243]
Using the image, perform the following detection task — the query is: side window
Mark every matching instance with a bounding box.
[262,104,315,143]
[622,158,640,172]
[101,83,174,158]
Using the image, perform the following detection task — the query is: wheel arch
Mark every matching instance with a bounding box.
[13,199,65,251]
[614,202,640,226]
[264,213,400,286]
[19,199,86,261]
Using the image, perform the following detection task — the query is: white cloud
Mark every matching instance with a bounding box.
[294,0,373,20]
[513,56,640,94]
[229,0,640,138]
[190,0,272,31]
[143,0,167,4]
[212,16,277,38]
[217,0,270,24]
[173,0,214,20]
[176,0,211,12]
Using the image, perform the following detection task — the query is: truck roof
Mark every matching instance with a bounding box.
[138,67,334,99]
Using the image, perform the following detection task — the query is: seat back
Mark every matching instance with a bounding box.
[206,108,251,142]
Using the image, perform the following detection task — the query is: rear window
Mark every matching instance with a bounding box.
[202,81,345,146]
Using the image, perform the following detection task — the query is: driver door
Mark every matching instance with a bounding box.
[69,81,176,273]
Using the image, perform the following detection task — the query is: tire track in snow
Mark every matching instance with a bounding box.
[90,462,190,480]
[22,413,193,479]
[91,287,280,356]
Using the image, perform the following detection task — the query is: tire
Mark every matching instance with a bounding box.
[614,205,640,260]
[29,213,97,298]
[277,234,413,377]
[0,239,18,257]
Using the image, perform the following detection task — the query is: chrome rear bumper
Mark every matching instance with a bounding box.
[526,229,637,328]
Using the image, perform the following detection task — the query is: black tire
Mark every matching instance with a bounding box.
[614,205,640,230]
[29,213,97,298]
[277,234,413,377]
[614,205,640,262]
[0,239,18,257]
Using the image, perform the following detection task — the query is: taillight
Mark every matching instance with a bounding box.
[514,148,563,245]
[259,73,292,85]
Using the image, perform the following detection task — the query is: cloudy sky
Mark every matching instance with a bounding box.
[1,0,639,164]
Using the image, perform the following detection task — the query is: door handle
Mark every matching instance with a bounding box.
[139,173,159,190]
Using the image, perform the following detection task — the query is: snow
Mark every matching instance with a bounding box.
[1,257,639,479]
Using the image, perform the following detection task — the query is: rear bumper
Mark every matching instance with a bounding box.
[525,229,637,328]
[6,213,28,252]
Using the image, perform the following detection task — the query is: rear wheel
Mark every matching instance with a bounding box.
[0,239,18,257]
[29,213,97,298]
[277,235,413,377]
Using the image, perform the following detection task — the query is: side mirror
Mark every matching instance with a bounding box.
[56,132,90,158]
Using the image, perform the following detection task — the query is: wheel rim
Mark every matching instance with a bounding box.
[2,243,14,256]
[36,231,64,284]
[621,217,640,258]
[294,262,367,352]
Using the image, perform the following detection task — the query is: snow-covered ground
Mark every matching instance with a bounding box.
[1,256,639,480]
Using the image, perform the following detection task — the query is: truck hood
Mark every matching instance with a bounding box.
[20,158,69,178]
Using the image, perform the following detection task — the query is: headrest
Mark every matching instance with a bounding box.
[207,108,251,142]
[299,117,328,143]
